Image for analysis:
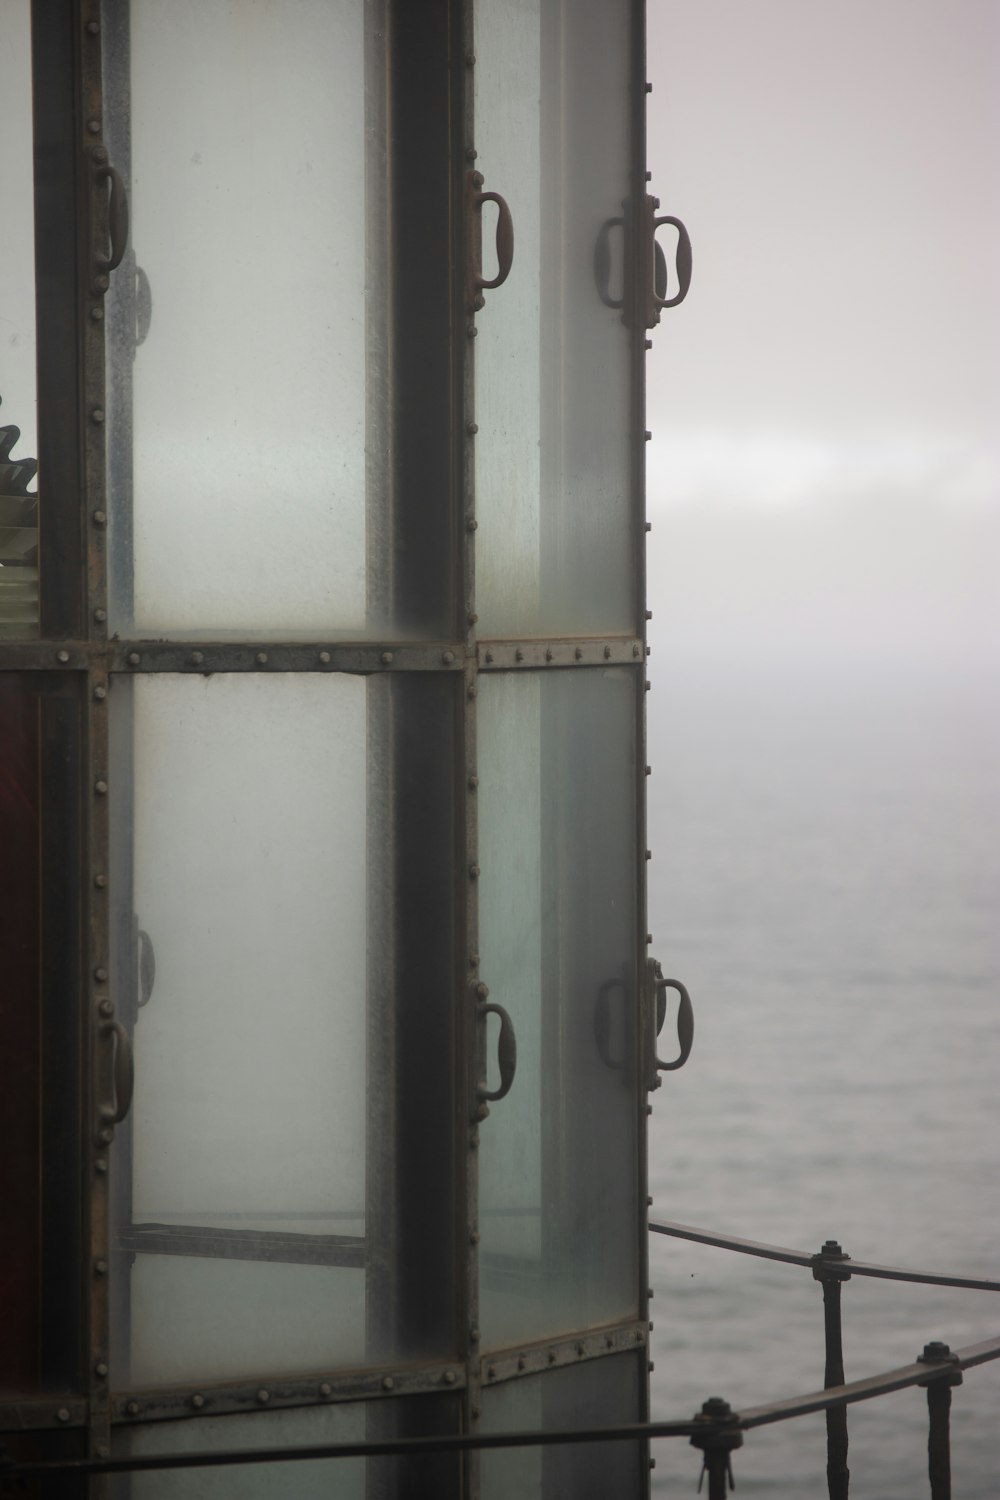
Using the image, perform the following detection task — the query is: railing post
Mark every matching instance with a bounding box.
[812,1239,852,1500]
[917,1341,963,1500]
[690,1397,742,1499]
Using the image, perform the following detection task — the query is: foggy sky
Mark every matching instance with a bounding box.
[645,0,999,666]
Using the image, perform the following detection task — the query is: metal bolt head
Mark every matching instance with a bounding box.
[87,119,101,135]
[127,651,140,666]
[255,652,268,665]
[56,1407,71,1423]
[86,19,100,34]
[98,1127,113,1145]
[319,1382,332,1397]
[94,966,108,982]
[381,651,394,665]
[91,408,105,423]
[820,1239,846,1258]
[442,650,455,665]
[190,651,204,667]
[574,647,583,660]
[468,775,479,791]
[94,1259,108,1276]
[920,1341,952,1362]
[95,874,108,889]
[466,516,478,532]
[382,1376,394,1391]
[93,509,107,526]
[91,305,104,321]
[467,611,479,626]
[469,863,480,879]
[95,1157,108,1173]
[466,421,479,435]
[467,324,478,339]
[94,608,107,623]
[94,274,110,291]
[473,294,486,311]
[126,1401,141,1417]
[56,649,70,664]
[94,1361,108,1378]
[515,648,524,663]
[475,981,489,999]
[467,684,477,699]
[545,648,553,661]
[465,51,476,66]
[93,685,107,701]
[469,1326,480,1344]
[469,952,480,967]
[191,1393,205,1409]
[465,147,478,162]
[256,1389,270,1404]
[700,1396,734,1420]
[469,1229,480,1245]
[318,650,331,665]
[603,645,612,660]
[444,1369,457,1385]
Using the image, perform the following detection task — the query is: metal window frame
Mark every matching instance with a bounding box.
[5,0,654,1494]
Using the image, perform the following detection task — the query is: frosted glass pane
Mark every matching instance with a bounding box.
[478,671,639,1348]
[104,1,385,637]
[474,0,634,637]
[0,2,38,638]
[115,1397,460,1500]
[480,1356,642,1499]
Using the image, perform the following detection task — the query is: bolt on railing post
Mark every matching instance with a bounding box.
[917,1341,963,1500]
[812,1239,852,1500]
[690,1397,742,1499]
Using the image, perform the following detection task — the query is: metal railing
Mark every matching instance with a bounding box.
[650,1218,1000,1498]
[3,1224,998,1496]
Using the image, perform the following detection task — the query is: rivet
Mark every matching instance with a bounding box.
[87,119,101,135]
[574,648,583,661]
[469,1326,480,1344]
[649,1321,654,1331]
[94,1361,108,1378]
[471,172,484,189]
[475,1101,490,1121]
[518,1356,526,1370]
[468,775,479,791]
[95,874,108,889]
[90,306,104,321]
[56,1407,71,1423]
[646,850,652,861]
[469,1230,480,1245]
[645,681,651,691]
[647,1103,653,1114]
[487,1366,496,1380]
[93,509,107,526]
[648,1290,655,1300]
[98,1127,113,1145]
[95,273,109,291]
[577,1343,585,1357]
[93,685,107,701]
[442,650,455,665]
[645,338,653,350]
[469,864,480,879]
[191,1394,204,1409]
[467,684,477,699]
[645,765,652,775]
[318,651,331,665]
[126,1401,141,1417]
[256,1389,270,1404]
[645,430,652,441]
[94,608,107,623]
[382,1376,394,1391]
[469,952,480,967]
[94,780,108,796]
[86,18,100,33]
[91,408,105,423]
[465,147,478,161]
[466,421,479,435]
[645,171,653,183]
[319,1382,332,1397]
[467,612,479,626]
[127,651,140,666]
[94,966,108,983]
[647,1193,654,1204]
[476,982,489,999]
[645,81,653,92]
[646,645,651,656]
[648,1361,655,1373]
[604,645,612,660]
[545,648,553,661]
[635,1330,644,1343]
[465,51,476,65]
[94,1259,108,1276]
[255,652,268,665]
[56,649,70,664]
[633,644,640,656]
[548,1350,556,1364]
[190,651,204,667]
[515,649,524,662]
[473,294,486,311]
[650,1457,657,1470]
[645,521,652,532]
[95,1157,108,1173]
[467,325,478,339]
[484,651,493,664]
[469,1129,479,1149]
[444,1369,457,1385]
[381,650,394,665]
[645,609,653,620]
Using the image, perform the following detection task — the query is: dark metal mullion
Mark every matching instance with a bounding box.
[32,0,86,641]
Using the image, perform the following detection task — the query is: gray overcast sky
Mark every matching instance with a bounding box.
[645,0,999,666]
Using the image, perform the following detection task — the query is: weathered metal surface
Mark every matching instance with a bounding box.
[481,1322,648,1386]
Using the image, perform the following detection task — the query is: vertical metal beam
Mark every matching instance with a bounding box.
[918,1342,962,1500]
[812,1240,851,1500]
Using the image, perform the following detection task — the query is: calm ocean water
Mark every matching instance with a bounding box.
[645,655,1000,1496]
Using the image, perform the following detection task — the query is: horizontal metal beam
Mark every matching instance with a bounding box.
[477,639,644,669]
[650,1218,1000,1292]
[481,1321,648,1385]
[120,1223,366,1268]
[0,1397,88,1433]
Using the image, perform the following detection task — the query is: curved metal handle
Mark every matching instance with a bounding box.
[137,928,156,1008]
[467,171,514,309]
[652,214,692,312]
[477,1001,517,1102]
[655,976,694,1073]
[96,164,130,274]
[595,977,627,1068]
[594,217,625,309]
[100,1020,135,1125]
[135,265,153,346]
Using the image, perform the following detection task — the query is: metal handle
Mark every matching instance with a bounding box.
[594,216,625,309]
[138,928,156,1008]
[477,1001,517,1102]
[651,213,692,313]
[655,975,694,1073]
[96,164,130,274]
[467,171,514,310]
[100,1020,134,1125]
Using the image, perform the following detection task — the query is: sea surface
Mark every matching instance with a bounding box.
[645,654,1000,1497]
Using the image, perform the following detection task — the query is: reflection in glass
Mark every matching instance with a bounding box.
[0,3,38,637]
[478,670,639,1348]
[474,0,635,637]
